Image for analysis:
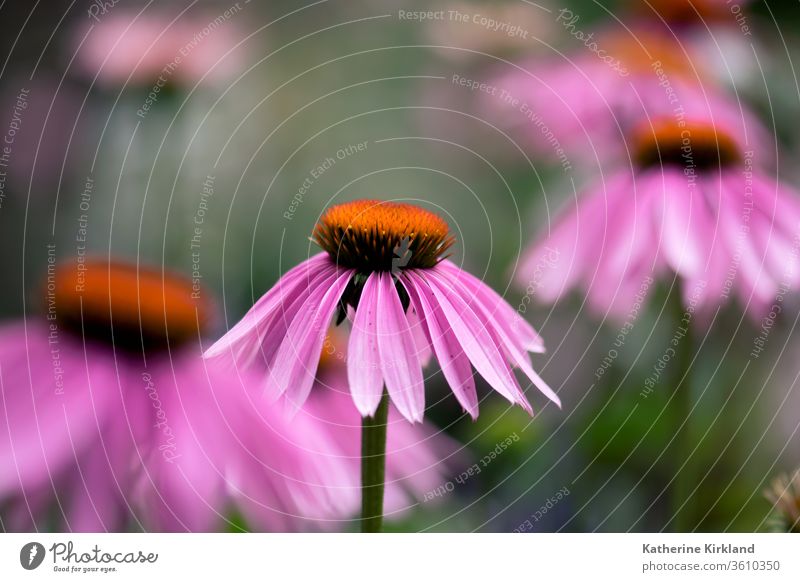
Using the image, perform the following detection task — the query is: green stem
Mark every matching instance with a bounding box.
[361,390,389,533]
[671,283,694,532]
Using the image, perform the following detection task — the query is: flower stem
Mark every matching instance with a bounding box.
[361,390,389,533]
[670,283,694,532]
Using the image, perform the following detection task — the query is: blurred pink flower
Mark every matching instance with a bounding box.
[74,11,244,87]
[485,28,753,164]
[204,200,559,423]
[517,114,800,320]
[0,258,449,531]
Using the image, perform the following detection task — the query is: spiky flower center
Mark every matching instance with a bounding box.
[50,259,209,349]
[312,199,454,272]
[633,119,741,170]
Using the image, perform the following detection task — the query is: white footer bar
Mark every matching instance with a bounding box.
[1,533,798,581]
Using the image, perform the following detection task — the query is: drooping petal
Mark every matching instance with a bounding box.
[432,269,560,408]
[244,265,337,370]
[347,273,384,417]
[403,273,478,419]
[406,303,433,367]
[375,273,425,423]
[422,273,533,415]
[438,260,544,353]
[751,177,800,287]
[0,322,118,497]
[656,169,709,277]
[266,269,353,412]
[516,189,604,304]
[203,254,331,362]
[718,173,778,305]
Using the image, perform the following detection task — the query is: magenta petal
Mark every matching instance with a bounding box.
[260,270,338,399]
[0,323,118,496]
[422,273,533,415]
[407,304,434,366]
[247,265,336,369]
[433,269,560,408]
[602,175,653,277]
[267,269,353,412]
[203,254,331,361]
[375,273,425,423]
[403,273,478,419]
[438,260,544,353]
[719,174,777,303]
[657,171,707,277]
[347,272,384,417]
[66,445,125,532]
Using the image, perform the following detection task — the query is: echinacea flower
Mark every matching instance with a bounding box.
[0,258,447,531]
[763,469,800,533]
[485,27,754,165]
[517,113,800,319]
[627,0,761,91]
[74,11,243,88]
[204,199,559,423]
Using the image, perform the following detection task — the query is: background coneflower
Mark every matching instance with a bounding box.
[519,112,799,320]
[0,258,449,531]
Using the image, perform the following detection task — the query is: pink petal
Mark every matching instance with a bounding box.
[422,273,533,414]
[656,170,708,276]
[246,266,336,369]
[347,273,384,417]
[403,273,478,419]
[719,173,777,304]
[438,261,544,353]
[0,323,118,496]
[407,304,434,367]
[266,269,353,412]
[203,254,330,361]
[431,270,559,408]
[375,273,425,423]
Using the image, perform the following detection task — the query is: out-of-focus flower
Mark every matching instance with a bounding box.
[516,111,800,320]
[485,28,744,164]
[427,1,554,61]
[204,199,559,423]
[764,469,800,533]
[0,258,448,531]
[73,11,244,88]
[628,0,762,90]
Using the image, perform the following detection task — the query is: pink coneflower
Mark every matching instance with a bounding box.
[486,28,750,164]
[74,11,243,87]
[0,258,446,531]
[629,0,760,90]
[204,199,558,531]
[204,199,558,423]
[517,115,800,320]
